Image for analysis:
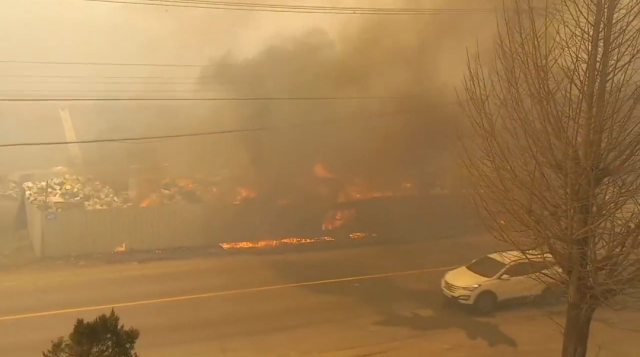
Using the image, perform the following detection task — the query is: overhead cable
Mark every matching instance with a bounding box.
[81,0,497,15]
[0,107,455,148]
[0,95,422,102]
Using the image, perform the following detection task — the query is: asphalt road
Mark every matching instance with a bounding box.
[0,236,637,357]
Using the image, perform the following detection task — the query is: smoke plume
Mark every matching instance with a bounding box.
[197,4,498,193]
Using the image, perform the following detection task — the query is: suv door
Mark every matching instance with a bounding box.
[497,261,542,300]
[527,260,558,294]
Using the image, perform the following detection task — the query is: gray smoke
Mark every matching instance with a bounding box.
[197,7,498,191]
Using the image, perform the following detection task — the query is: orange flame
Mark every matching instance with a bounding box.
[314,163,416,202]
[349,232,376,239]
[313,163,335,178]
[139,197,154,207]
[322,208,357,230]
[220,236,334,249]
[135,165,417,207]
[233,187,257,204]
[114,242,127,253]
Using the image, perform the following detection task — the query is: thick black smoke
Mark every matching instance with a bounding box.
[198,8,497,192]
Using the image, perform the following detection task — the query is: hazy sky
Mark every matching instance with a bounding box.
[0,0,349,173]
[0,0,499,175]
[0,0,494,78]
[0,0,348,77]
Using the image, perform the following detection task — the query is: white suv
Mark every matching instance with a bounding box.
[441,250,560,313]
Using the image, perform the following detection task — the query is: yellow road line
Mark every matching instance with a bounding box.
[0,261,217,288]
[0,266,454,322]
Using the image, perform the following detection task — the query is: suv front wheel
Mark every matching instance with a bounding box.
[473,291,498,314]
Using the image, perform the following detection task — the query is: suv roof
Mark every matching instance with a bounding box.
[488,250,552,264]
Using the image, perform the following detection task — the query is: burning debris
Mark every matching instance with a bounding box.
[136,178,258,206]
[23,175,131,212]
[219,236,334,249]
[337,180,416,202]
[139,178,214,206]
[350,232,375,239]
[113,242,127,253]
[322,208,357,230]
[218,233,376,251]
[233,187,257,204]
[313,163,335,178]
[20,173,260,212]
[313,164,418,203]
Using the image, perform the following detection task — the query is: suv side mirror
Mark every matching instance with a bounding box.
[501,274,511,280]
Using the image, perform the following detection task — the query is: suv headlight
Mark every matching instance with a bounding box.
[461,284,481,291]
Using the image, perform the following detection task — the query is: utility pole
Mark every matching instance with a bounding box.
[58,107,83,166]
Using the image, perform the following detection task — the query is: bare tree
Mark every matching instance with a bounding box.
[461,0,640,356]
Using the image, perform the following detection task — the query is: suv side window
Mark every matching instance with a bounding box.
[529,261,553,273]
[503,262,537,277]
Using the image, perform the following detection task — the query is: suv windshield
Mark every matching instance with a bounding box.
[466,256,507,278]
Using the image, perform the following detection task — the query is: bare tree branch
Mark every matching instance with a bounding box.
[460,0,640,355]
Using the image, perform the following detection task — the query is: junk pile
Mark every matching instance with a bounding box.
[23,175,131,212]
[22,175,227,211]
[139,178,218,206]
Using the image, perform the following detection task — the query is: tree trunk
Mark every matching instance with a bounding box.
[561,300,595,357]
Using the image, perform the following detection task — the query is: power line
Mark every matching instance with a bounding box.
[0,59,205,68]
[0,107,448,148]
[0,95,420,102]
[0,74,208,80]
[81,0,497,15]
[0,2,495,69]
[0,89,239,93]
[147,0,491,13]
[0,3,496,69]
[0,127,266,148]
[0,79,201,85]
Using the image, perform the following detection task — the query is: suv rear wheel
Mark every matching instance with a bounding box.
[539,286,563,305]
[473,291,498,314]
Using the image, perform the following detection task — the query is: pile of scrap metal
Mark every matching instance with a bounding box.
[23,175,131,212]
[22,174,223,211]
[138,178,218,206]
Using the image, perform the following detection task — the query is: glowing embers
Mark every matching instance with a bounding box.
[313,163,416,202]
[322,208,357,231]
[113,242,127,253]
[233,187,258,204]
[350,232,377,239]
[219,236,334,250]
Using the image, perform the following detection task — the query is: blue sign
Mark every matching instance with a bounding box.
[45,212,57,221]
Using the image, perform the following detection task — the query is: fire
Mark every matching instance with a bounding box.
[322,208,357,230]
[313,163,335,178]
[350,232,376,239]
[134,162,417,207]
[170,178,195,187]
[314,163,416,202]
[233,187,257,204]
[338,182,394,202]
[220,236,334,249]
[113,242,127,253]
[336,179,416,202]
[139,196,156,207]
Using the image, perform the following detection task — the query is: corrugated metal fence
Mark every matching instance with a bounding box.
[27,203,225,257]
